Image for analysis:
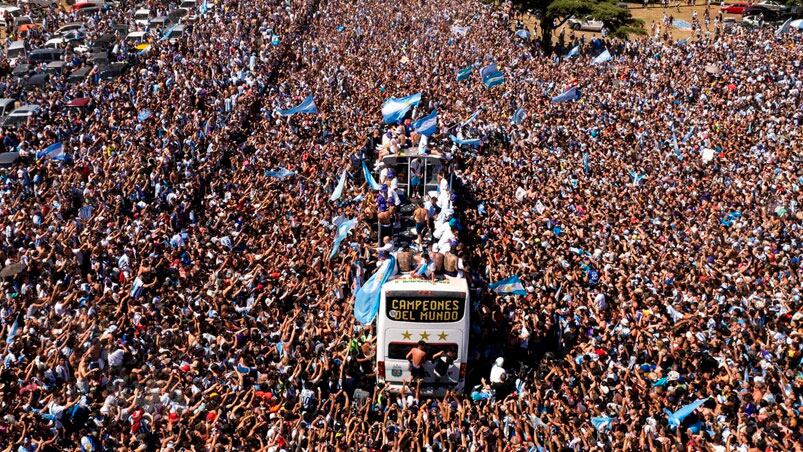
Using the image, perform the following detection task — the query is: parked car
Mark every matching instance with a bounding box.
[57,22,86,36]
[27,48,63,64]
[68,66,93,83]
[743,5,790,20]
[567,17,604,32]
[0,98,19,120]
[98,61,127,79]
[6,40,27,64]
[134,8,153,27]
[720,2,750,14]
[756,0,789,12]
[3,104,40,127]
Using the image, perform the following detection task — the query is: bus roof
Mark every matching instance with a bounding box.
[382,275,468,294]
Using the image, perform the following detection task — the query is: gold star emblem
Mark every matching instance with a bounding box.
[419,331,430,341]
[402,330,412,340]
[438,331,448,341]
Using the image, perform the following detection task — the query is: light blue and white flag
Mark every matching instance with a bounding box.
[362,161,382,190]
[413,109,437,137]
[137,110,152,122]
[515,29,530,40]
[36,142,65,161]
[551,86,580,103]
[330,170,347,201]
[489,275,527,296]
[460,109,481,128]
[776,17,793,36]
[199,0,209,15]
[160,24,179,41]
[277,95,318,116]
[329,217,357,259]
[564,45,579,59]
[480,63,505,88]
[682,126,695,143]
[672,19,692,30]
[6,315,19,345]
[451,25,470,36]
[665,398,709,429]
[511,108,525,125]
[271,35,281,46]
[381,93,421,124]
[672,132,683,160]
[264,168,296,179]
[449,135,481,148]
[456,65,474,82]
[592,49,611,65]
[629,170,646,186]
[583,152,590,175]
[354,255,397,324]
[591,416,615,431]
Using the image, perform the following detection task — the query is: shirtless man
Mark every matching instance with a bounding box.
[413,200,429,247]
[406,341,428,380]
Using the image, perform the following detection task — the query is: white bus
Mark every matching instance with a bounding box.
[376,275,470,395]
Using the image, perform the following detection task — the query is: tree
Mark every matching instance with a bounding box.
[512,0,645,52]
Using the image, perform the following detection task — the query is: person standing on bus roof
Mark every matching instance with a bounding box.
[406,341,428,380]
[414,253,435,281]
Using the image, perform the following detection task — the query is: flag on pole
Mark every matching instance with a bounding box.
[329,218,357,259]
[330,170,347,201]
[460,109,481,128]
[362,161,382,190]
[776,17,793,35]
[592,49,612,65]
[381,93,421,124]
[413,109,438,136]
[354,255,397,324]
[160,24,179,41]
[36,142,66,161]
[489,275,527,295]
[277,95,318,116]
[456,65,474,82]
[480,63,505,88]
[551,86,580,103]
[449,135,481,148]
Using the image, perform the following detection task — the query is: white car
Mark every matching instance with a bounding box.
[134,8,152,27]
[568,17,604,32]
[57,22,85,36]
[756,0,787,12]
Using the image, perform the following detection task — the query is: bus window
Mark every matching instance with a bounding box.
[385,293,465,323]
[386,342,458,360]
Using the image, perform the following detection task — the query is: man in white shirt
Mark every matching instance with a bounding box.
[490,357,506,384]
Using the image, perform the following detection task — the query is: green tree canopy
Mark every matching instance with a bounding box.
[514,0,645,52]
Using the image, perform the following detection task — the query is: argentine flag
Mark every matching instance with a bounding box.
[665,398,709,429]
[329,218,357,259]
[489,275,527,296]
[456,65,473,82]
[460,109,481,128]
[199,0,209,15]
[511,108,525,125]
[564,45,579,59]
[480,63,505,88]
[381,93,421,124]
[354,255,397,324]
[551,86,580,103]
[413,110,437,137]
[277,95,318,116]
[330,170,347,202]
[592,49,611,65]
[362,161,382,190]
[449,135,480,148]
[36,142,66,161]
[591,416,615,431]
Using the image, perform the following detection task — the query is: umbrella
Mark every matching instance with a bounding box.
[0,263,26,278]
[0,152,19,166]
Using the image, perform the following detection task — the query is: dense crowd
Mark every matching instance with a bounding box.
[0,0,801,450]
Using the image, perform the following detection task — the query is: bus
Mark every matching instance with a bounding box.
[376,274,470,394]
